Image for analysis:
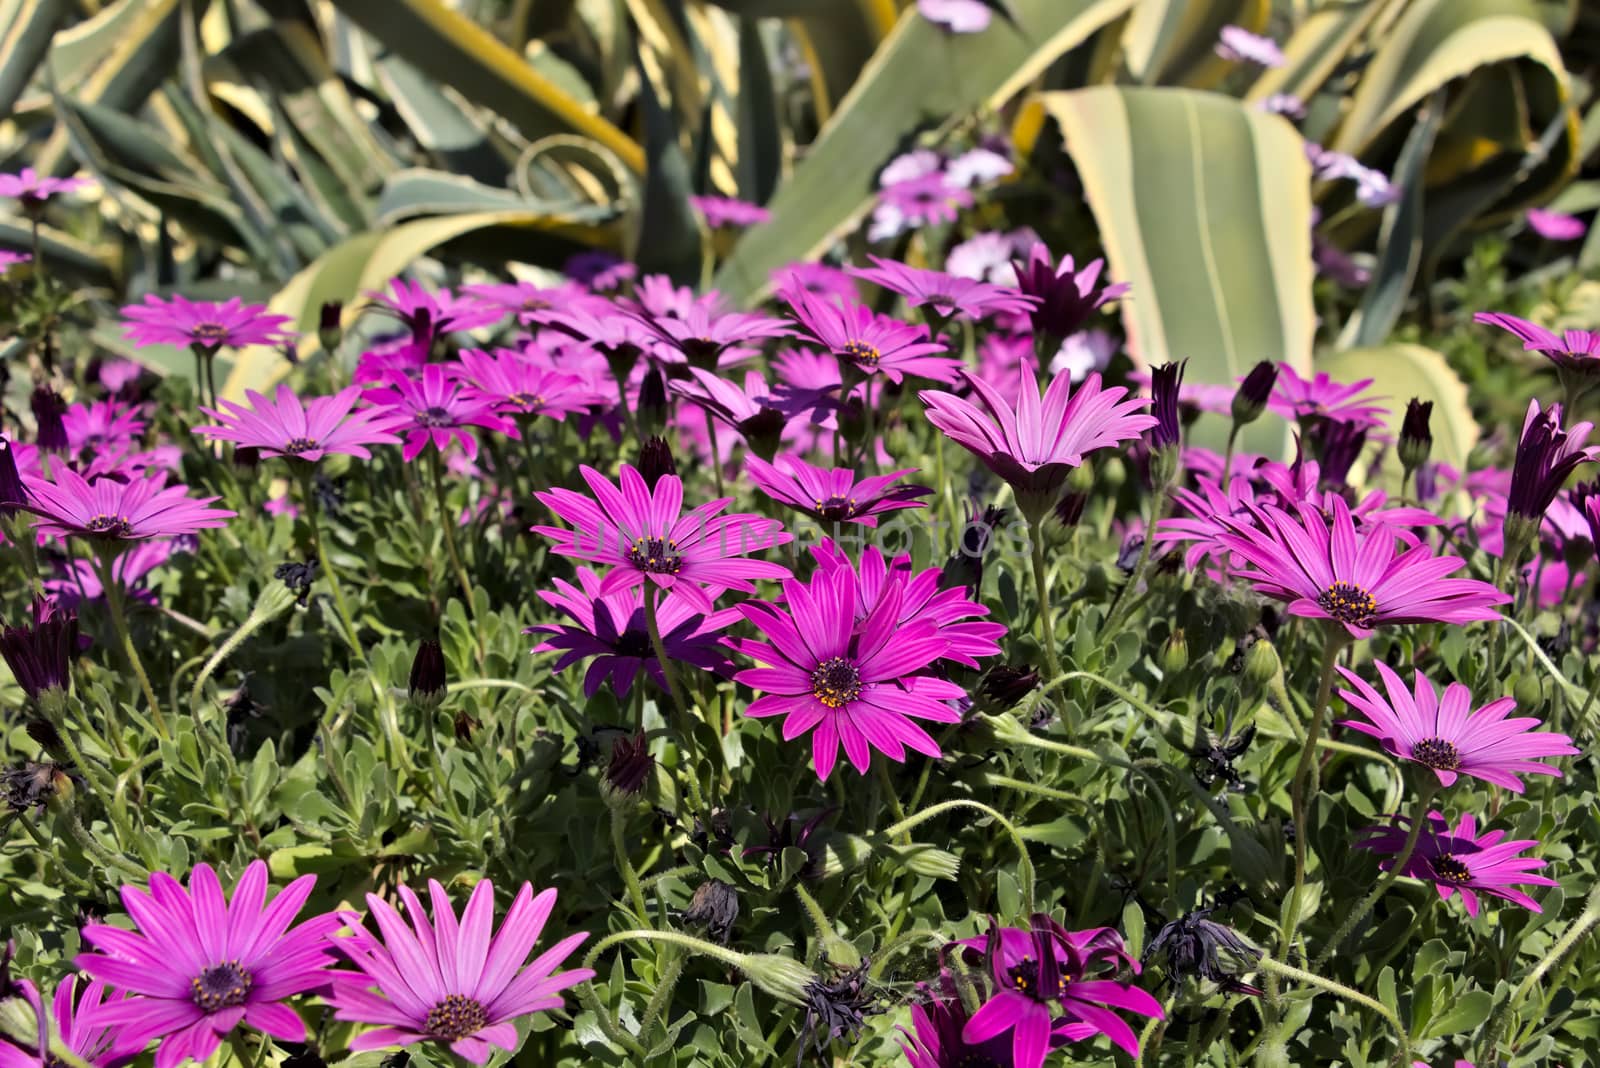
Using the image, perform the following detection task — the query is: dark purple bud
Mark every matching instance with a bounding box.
[638,436,677,489]
[1232,361,1278,426]
[1314,419,1368,490]
[408,638,447,706]
[979,665,1040,710]
[1149,360,1186,452]
[636,367,668,436]
[0,597,77,700]
[1399,399,1433,474]
[0,436,27,516]
[452,709,481,741]
[1508,401,1594,524]
[738,408,787,462]
[941,504,1008,592]
[604,731,655,796]
[30,387,66,453]
[1573,480,1600,552]
[318,301,344,352]
[1053,492,1087,528]
[232,445,262,472]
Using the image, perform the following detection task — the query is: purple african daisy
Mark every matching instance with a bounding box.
[46,538,185,611]
[917,0,995,32]
[746,455,930,527]
[782,287,960,383]
[195,384,406,465]
[669,368,799,459]
[1009,244,1129,345]
[564,250,637,292]
[632,303,792,371]
[690,195,771,229]
[120,295,293,353]
[771,262,861,304]
[847,256,1037,323]
[459,281,584,324]
[0,975,140,1068]
[1506,399,1594,526]
[63,400,145,456]
[1215,25,1284,67]
[1267,365,1389,428]
[454,348,595,423]
[873,175,974,240]
[0,169,89,208]
[324,879,594,1064]
[734,564,965,780]
[363,366,514,461]
[1158,476,1261,571]
[1475,312,1600,374]
[1526,208,1586,241]
[0,250,31,271]
[533,464,792,614]
[529,566,738,698]
[23,469,234,542]
[1356,811,1558,917]
[1214,496,1508,638]
[900,989,1019,1068]
[1337,661,1576,792]
[76,862,340,1068]
[920,365,1155,518]
[951,917,1163,1067]
[364,279,503,340]
[0,596,77,700]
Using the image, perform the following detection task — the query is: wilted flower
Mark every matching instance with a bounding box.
[604,732,655,796]
[800,960,880,1061]
[273,560,319,607]
[681,880,740,944]
[978,665,1041,710]
[1192,715,1256,793]
[1144,901,1261,995]
[318,300,343,351]
[1,761,74,814]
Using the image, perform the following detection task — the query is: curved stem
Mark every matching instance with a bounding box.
[1279,626,1348,959]
[1028,515,1063,690]
[299,472,363,656]
[1255,956,1411,1066]
[610,804,650,923]
[1104,485,1170,637]
[189,584,296,716]
[884,799,1034,917]
[95,551,167,741]
[641,584,685,714]
[429,450,475,615]
[703,409,725,498]
[1221,424,1241,492]
[1312,782,1434,972]
[63,809,146,880]
[1480,883,1600,1061]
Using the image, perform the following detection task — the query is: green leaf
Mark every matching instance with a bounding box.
[0,0,70,118]
[734,15,782,204]
[1424,988,1493,1037]
[1121,0,1263,88]
[1023,86,1314,455]
[1316,343,1478,481]
[713,0,1137,303]
[631,57,704,284]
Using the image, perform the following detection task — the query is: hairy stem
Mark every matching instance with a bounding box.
[96,550,167,741]
[1312,781,1435,972]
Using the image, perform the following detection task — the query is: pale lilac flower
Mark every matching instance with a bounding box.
[1215,25,1283,67]
[1526,208,1586,241]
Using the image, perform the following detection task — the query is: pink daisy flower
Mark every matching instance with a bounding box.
[690,194,771,229]
[364,279,503,339]
[0,974,141,1068]
[1356,811,1558,916]
[532,463,792,614]
[0,250,31,271]
[917,0,995,33]
[120,295,293,352]
[1214,497,1508,637]
[23,469,233,542]
[1267,365,1389,428]
[770,262,859,304]
[847,255,1037,322]
[324,879,594,1064]
[1215,25,1284,67]
[746,455,930,527]
[75,862,340,1068]
[0,168,89,207]
[1336,660,1576,792]
[63,400,145,455]
[459,280,585,324]
[782,286,959,383]
[454,348,596,423]
[363,366,515,461]
[195,384,407,464]
[1475,311,1600,375]
[1526,208,1586,241]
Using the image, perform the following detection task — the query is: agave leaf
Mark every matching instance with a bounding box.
[0,0,70,118]
[631,56,704,285]
[709,0,896,121]
[735,15,783,203]
[1318,343,1477,481]
[375,168,609,224]
[1021,87,1313,456]
[326,0,644,174]
[1244,0,1386,107]
[713,0,1137,304]
[45,0,149,91]
[0,216,115,284]
[1122,0,1267,88]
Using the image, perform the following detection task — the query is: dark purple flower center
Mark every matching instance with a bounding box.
[191,960,252,1012]
[418,406,455,428]
[283,437,318,455]
[507,392,546,411]
[842,340,881,367]
[1317,581,1377,628]
[426,993,489,1040]
[815,495,858,521]
[84,514,133,537]
[1432,854,1472,884]
[1006,954,1067,1004]
[615,629,652,658]
[191,322,228,342]
[627,536,683,574]
[810,656,862,709]
[1411,737,1462,771]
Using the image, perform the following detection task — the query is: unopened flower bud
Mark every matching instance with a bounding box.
[638,436,677,489]
[1513,673,1544,712]
[740,953,818,1005]
[318,301,344,352]
[636,367,668,436]
[408,639,447,707]
[1161,630,1189,675]
[1399,398,1433,475]
[604,732,654,797]
[1148,359,1186,454]
[30,387,66,453]
[1053,492,1087,528]
[837,396,868,445]
[1242,637,1280,688]
[1232,361,1278,427]
[979,665,1041,710]
[1080,563,1110,599]
[0,436,26,516]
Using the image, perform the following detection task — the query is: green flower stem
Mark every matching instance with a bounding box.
[582,929,817,1005]
[1028,515,1063,690]
[1311,780,1435,973]
[1103,482,1172,638]
[429,450,476,616]
[638,952,684,1038]
[1254,956,1411,1067]
[1480,883,1600,1062]
[874,761,908,838]
[298,472,363,657]
[1220,424,1241,492]
[703,409,725,497]
[610,804,651,923]
[188,582,297,718]
[1134,992,1179,1068]
[62,808,147,880]
[1278,625,1348,961]
[884,799,1034,917]
[641,583,687,715]
[94,550,168,742]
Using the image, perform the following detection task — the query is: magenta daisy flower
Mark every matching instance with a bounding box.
[920,365,1155,518]
[324,879,594,1064]
[120,295,293,353]
[46,538,184,610]
[23,469,233,542]
[533,464,792,614]
[770,262,859,304]
[900,990,1018,1068]
[364,279,503,339]
[951,918,1163,1066]
[690,195,771,229]
[1336,661,1575,792]
[529,566,739,698]
[847,256,1037,323]
[459,281,584,324]
[0,975,140,1068]
[363,366,514,461]
[1267,365,1389,429]
[1158,475,1261,570]
[746,455,930,526]
[0,250,31,271]
[1476,312,1600,374]
[0,168,89,207]
[63,400,145,456]
[877,174,973,234]
[782,287,959,383]
[917,0,995,32]
[669,368,799,459]
[195,384,406,464]
[564,250,636,292]
[1356,811,1558,916]
[75,861,340,1068]
[732,560,964,780]
[1009,244,1129,345]
[1526,208,1586,241]
[454,348,594,423]
[632,303,792,371]
[1214,497,1508,637]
